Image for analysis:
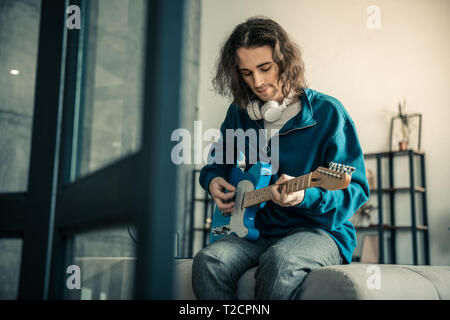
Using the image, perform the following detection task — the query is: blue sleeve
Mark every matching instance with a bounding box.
[199,107,236,194]
[294,122,370,231]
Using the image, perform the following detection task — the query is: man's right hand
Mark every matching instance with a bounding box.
[209,177,236,214]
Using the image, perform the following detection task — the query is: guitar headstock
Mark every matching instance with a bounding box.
[312,162,356,190]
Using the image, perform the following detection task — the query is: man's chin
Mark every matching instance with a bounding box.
[253,87,282,102]
[257,91,276,102]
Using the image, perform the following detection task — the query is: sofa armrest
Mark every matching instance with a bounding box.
[299,264,450,300]
[173,259,196,300]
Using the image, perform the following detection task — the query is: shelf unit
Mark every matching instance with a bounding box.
[361,150,430,265]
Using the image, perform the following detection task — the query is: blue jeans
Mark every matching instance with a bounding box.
[192,227,343,299]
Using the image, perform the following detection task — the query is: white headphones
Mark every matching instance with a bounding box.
[246,94,298,123]
[247,99,287,123]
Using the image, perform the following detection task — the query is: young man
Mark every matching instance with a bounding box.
[193,16,370,300]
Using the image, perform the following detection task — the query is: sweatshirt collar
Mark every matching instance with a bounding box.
[278,88,317,134]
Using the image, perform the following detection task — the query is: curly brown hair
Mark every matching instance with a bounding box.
[212,16,308,109]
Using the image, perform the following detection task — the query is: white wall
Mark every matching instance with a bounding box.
[197,0,450,265]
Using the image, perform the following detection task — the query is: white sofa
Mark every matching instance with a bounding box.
[173,259,450,300]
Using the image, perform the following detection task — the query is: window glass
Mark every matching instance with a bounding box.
[65,226,136,300]
[72,0,146,180]
[0,0,42,192]
[0,238,23,299]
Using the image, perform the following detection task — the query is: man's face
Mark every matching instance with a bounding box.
[237,45,284,103]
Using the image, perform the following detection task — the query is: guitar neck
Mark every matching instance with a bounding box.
[243,173,315,208]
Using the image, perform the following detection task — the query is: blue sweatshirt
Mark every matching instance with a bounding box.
[199,88,370,264]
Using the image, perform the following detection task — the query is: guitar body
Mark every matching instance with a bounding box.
[209,162,272,244]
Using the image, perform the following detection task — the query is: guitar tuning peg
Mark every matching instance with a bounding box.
[329,162,336,170]
[328,162,356,175]
[344,165,356,175]
[330,162,345,172]
[349,166,356,175]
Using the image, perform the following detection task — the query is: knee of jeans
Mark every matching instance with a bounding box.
[193,248,212,270]
[256,246,286,277]
[259,246,286,266]
[258,246,312,278]
[192,246,226,273]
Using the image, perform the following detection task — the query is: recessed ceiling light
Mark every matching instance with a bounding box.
[10,69,20,75]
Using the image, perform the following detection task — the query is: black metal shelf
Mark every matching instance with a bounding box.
[193,198,214,202]
[370,186,425,193]
[361,150,430,265]
[364,150,424,159]
[356,225,428,231]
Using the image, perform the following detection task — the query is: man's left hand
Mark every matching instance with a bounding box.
[270,174,305,207]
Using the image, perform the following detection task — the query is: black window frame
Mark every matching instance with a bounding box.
[0,0,186,300]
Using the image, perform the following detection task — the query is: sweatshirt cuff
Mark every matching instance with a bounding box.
[295,187,325,210]
[200,172,221,196]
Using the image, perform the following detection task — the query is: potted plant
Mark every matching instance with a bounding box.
[389,98,422,152]
[397,99,410,151]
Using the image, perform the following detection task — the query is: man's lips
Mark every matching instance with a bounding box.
[256,86,270,93]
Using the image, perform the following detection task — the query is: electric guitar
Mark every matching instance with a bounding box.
[209,162,356,243]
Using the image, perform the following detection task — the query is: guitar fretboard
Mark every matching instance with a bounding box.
[243,173,313,208]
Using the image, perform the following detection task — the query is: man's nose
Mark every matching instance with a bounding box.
[253,72,264,87]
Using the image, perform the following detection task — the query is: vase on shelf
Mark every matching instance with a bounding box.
[399,140,408,151]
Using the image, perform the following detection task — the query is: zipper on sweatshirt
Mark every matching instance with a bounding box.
[264,122,317,155]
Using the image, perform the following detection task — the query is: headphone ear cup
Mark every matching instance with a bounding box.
[247,100,263,120]
[261,100,286,123]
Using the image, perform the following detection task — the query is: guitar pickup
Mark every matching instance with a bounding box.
[222,194,236,215]
[212,225,230,236]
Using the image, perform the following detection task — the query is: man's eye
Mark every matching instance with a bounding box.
[261,66,271,72]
